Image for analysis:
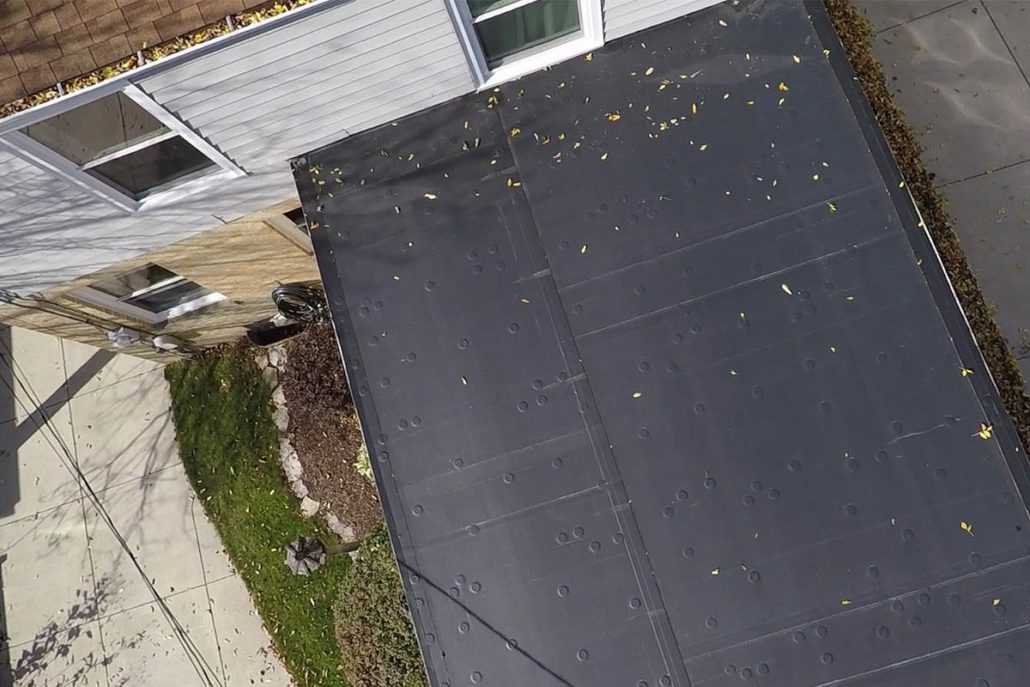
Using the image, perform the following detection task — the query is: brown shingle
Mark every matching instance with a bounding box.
[54,4,81,30]
[1,18,36,50]
[0,52,17,79]
[124,22,159,51]
[153,6,202,41]
[19,63,55,92]
[30,0,63,14]
[200,0,244,24]
[75,0,120,22]
[54,25,92,55]
[121,0,171,28]
[0,1,31,29]
[90,33,130,67]
[29,10,61,38]
[0,74,27,103]
[83,8,127,40]
[167,0,199,11]
[50,48,96,81]
[12,37,62,71]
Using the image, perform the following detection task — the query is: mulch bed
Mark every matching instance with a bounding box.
[281,322,384,540]
[827,0,1030,450]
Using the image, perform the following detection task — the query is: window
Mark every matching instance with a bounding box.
[449,0,603,87]
[76,263,226,324]
[0,84,242,211]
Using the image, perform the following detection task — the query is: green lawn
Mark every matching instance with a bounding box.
[165,346,350,687]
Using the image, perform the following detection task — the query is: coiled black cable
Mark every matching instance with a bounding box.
[272,284,329,323]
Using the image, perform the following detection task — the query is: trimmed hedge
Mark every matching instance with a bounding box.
[334,527,428,687]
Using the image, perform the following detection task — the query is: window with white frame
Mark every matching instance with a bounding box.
[1,84,242,211]
[76,263,226,325]
[450,0,603,87]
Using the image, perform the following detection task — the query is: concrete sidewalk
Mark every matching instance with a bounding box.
[0,325,290,686]
[855,0,1030,384]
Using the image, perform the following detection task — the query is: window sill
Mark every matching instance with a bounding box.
[477,33,603,91]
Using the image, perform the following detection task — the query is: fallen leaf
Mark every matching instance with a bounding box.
[645,66,655,76]
[778,82,789,92]
[632,392,643,399]
[509,127,521,137]
[793,55,801,64]
[993,598,1001,606]
[960,367,974,377]
[606,112,622,122]
[828,202,837,213]
[960,521,974,536]
[423,193,437,200]
[600,152,609,161]
[976,423,993,440]
[781,284,792,295]
[585,52,593,61]
[580,244,588,254]
[841,599,852,606]
[711,568,720,575]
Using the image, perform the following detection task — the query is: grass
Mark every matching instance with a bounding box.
[165,346,350,687]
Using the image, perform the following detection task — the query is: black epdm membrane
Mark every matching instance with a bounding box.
[295,1,1030,685]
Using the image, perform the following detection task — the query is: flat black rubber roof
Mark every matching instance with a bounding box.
[295,2,1030,685]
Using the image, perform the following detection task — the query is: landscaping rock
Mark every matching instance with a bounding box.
[268,345,287,370]
[326,513,358,544]
[299,496,320,518]
[290,479,309,499]
[272,405,290,432]
[255,353,269,370]
[282,450,303,483]
[271,385,287,408]
[262,365,278,389]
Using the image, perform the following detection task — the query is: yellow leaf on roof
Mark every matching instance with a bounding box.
[606,112,622,122]
[993,598,1001,606]
[793,55,801,64]
[960,521,974,536]
[976,423,993,440]
[509,127,521,137]
[841,599,851,606]
[778,82,789,91]
[600,152,609,161]
[645,66,655,76]
[711,568,720,575]
[781,284,792,295]
[632,392,643,399]
[423,193,437,200]
[960,367,974,377]
[580,244,588,254]
[585,52,593,61]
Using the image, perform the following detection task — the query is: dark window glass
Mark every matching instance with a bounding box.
[23,92,168,166]
[86,136,217,199]
[475,0,581,65]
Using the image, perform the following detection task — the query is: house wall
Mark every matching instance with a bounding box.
[0,202,320,362]
[0,0,475,297]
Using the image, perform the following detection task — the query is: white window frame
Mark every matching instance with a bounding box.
[0,83,244,213]
[74,267,227,325]
[446,0,604,89]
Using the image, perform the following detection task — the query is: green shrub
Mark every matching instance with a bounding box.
[334,527,428,687]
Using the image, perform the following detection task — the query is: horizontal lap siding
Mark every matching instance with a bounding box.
[139,0,475,168]
[603,0,726,39]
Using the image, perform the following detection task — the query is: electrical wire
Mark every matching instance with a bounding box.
[0,345,224,687]
[271,284,328,324]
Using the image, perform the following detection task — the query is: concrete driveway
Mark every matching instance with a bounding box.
[855,0,1030,385]
[0,324,291,686]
